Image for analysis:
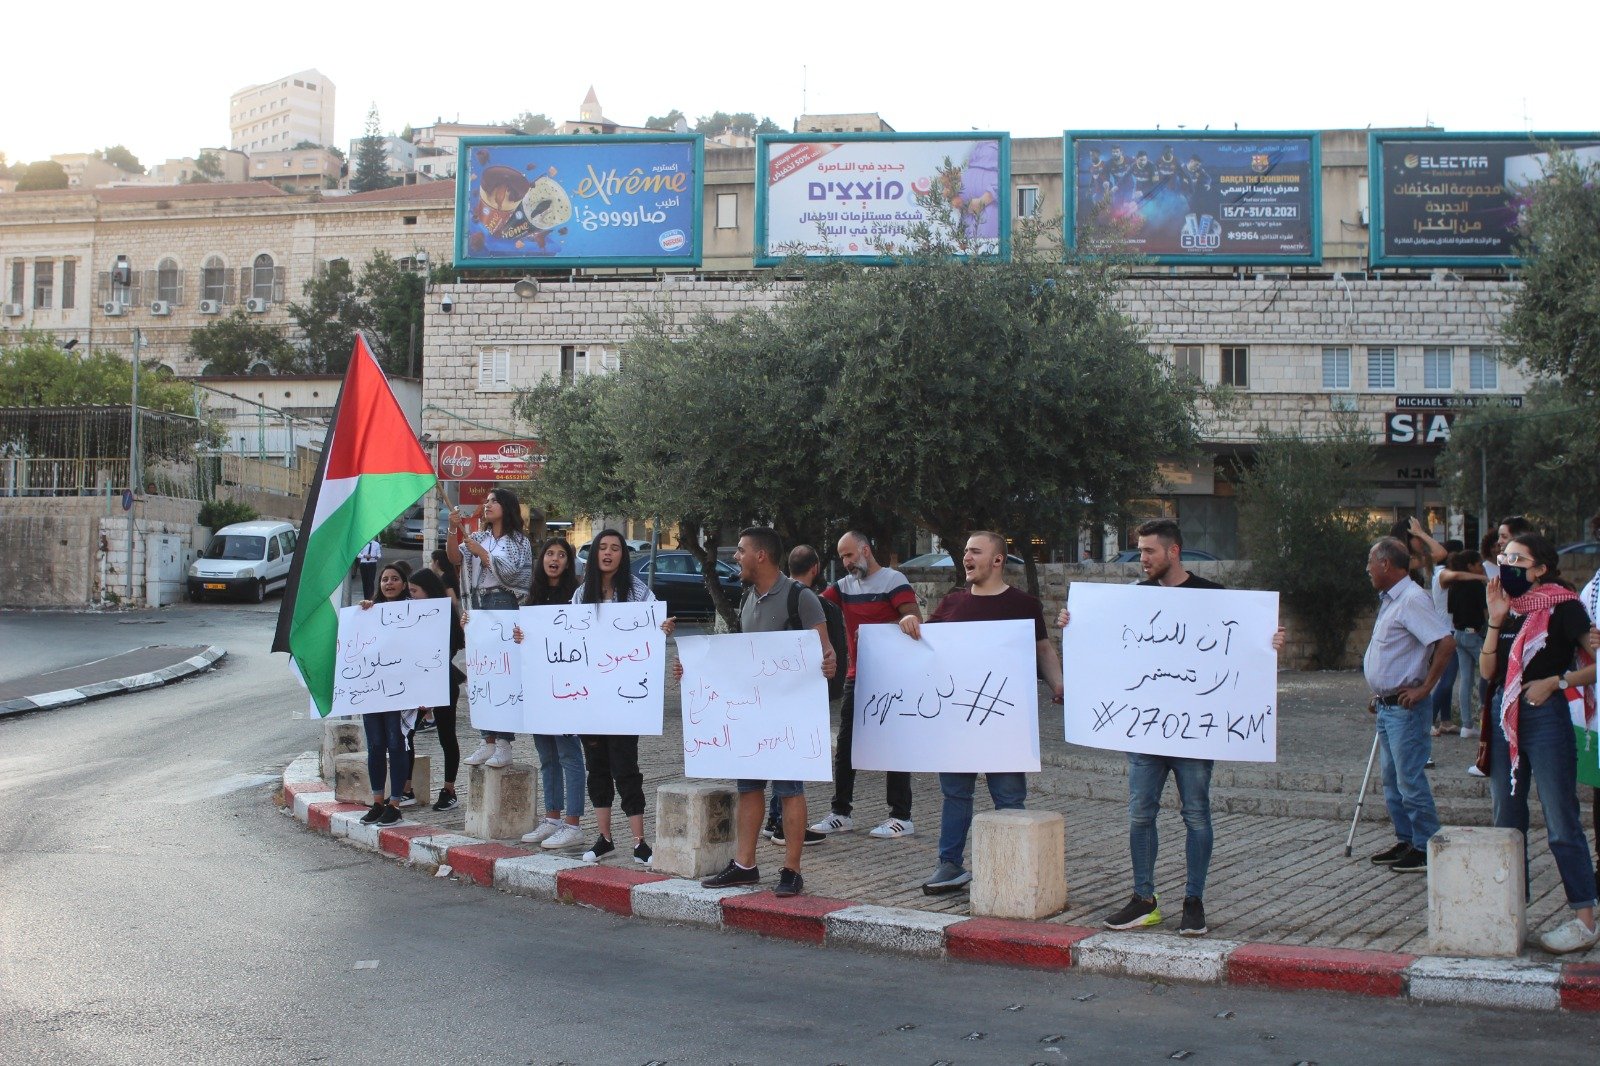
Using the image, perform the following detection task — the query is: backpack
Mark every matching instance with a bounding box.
[787,582,847,701]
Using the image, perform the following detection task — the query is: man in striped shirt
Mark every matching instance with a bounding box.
[811,531,924,839]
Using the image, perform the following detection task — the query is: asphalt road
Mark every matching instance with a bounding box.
[1,602,1597,1065]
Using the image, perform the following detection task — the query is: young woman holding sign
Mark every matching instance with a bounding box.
[515,538,588,849]
[403,567,466,812]
[356,564,412,826]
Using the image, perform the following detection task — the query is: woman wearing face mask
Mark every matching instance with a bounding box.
[356,564,413,826]
[1480,533,1599,955]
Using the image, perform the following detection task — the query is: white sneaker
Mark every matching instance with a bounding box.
[485,740,512,769]
[1539,916,1600,955]
[809,812,854,834]
[542,823,585,849]
[463,741,495,766]
[869,817,915,838]
[1460,727,1479,739]
[522,819,561,844]
[1466,764,1487,778]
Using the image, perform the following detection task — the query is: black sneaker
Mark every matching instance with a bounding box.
[770,826,826,846]
[378,803,403,826]
[1392,845,1428,873]
[760,816,780,839]
[633,840,653,865]
[1103,893,1162,930]
[774,867,804,898]
[1179,896,1208,936]
[1370,840,1410,865]
[397,790,417,808]
[359,801,386,825]
[582,834,615,862]
[431,790,458,812]
[416,717,436,732]
[702,860,760,888]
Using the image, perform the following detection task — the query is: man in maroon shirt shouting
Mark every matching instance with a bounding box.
[898,531,1064,894]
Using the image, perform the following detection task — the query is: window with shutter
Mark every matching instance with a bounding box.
[156,259,180,304]
[477,347,510,388]
[272,265,286,303]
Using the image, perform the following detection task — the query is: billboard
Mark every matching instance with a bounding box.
[755,133,1011,265]
[435,439,543,481]
[1065,131,1321,264]
[1370,132,1600,267]
[455,135,703,269]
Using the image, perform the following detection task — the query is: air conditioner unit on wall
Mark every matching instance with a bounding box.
[1,303,22,317]
[103,301,125,317]
[198,299,221,315]
[245,297,269,313]
[150,300,172,316]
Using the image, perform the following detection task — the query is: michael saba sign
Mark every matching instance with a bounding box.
[1369,131,1600,267]
[1384,395,1522,445]
[1065,131,1320,264]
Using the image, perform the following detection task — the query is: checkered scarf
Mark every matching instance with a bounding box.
[1501,583,1590,794]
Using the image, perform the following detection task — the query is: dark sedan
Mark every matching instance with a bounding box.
[632,551,743,617]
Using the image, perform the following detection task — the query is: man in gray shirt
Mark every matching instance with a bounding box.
[698,527,837,897]
[1363,536,1456,874]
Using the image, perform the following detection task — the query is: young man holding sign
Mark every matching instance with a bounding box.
[696,528,837,897]
[899,532,1063,894]
[1059,520,1284,936]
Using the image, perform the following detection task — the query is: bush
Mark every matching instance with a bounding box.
[199,498,259,529]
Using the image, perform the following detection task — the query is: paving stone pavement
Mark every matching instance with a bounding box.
[386,657,1597,962]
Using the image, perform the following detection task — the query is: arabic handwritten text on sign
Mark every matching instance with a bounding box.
[1062,583,1279,762]
[464,610,524,733]
[330,601,450,716]
[519,603,666,736]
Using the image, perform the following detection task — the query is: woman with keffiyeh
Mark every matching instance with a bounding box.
[1480,532,1599,955]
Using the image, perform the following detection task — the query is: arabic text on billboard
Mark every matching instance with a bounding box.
[1070,134,1316,260]
[436,440,543,481]
[759,135,1008,262]
[1375,136,1600,264]
[457,137,699,267]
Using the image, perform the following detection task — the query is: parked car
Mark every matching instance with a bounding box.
[900,551,1026,568]
[1111,547,1221,564]
[397,506,448,548]
[1558,541,1600,556]
[630,550,743,617]
[187,520,298,602]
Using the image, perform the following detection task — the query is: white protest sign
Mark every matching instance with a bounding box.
[675,629,832,781]
[852,619,1041,773]
[330,601,449,716]
[1062,583,1280,762]
[519,602,666,735]
[463,610,524,733]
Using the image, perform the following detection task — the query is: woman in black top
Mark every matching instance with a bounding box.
[404,568,465,812]
[356,564,412,826]
[1446,550,1488,739]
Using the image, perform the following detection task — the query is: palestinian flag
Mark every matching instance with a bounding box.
[272,333,435,717]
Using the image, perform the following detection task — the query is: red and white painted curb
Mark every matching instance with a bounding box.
[280,753,1598,1012]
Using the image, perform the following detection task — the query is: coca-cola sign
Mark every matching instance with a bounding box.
[434,439,543,481]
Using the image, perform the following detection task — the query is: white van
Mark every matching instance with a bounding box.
[187,520,298,603]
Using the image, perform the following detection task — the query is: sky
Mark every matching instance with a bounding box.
[5,1,1597,167]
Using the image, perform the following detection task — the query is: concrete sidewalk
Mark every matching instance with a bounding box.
[0,645,226,716]
[352,662,1595,964]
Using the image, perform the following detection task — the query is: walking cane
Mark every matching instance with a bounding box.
[1345,730,1381,857]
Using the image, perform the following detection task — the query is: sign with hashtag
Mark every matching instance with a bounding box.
[1062,583,1280,762]
[852,620,1041,773]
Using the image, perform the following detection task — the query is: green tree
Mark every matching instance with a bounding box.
[645,109,685,132]
[96,144,144,174]
[15,160,67,191]
[187,151,224,183]
[1234,418,1379,668]
[187,311,298,375]
[356,252,428,375]
[0,332,196,413]
[352,105,397,193]
[288,259,371,374]
[506,112,555,135]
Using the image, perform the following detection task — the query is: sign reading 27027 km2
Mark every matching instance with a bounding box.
[1066,132,1319,264]
[1061,583,1281,762]
[455,135,703,269]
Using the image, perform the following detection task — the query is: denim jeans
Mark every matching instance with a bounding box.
[937,772,1026,868]
[362,710,409,799]
[1488,689,1599,911]
[533,733,585,819]
[1127,753,1213,900]
[1453,628,1484,727]
[1431,638,1460,726]
[1375,697,1440,849]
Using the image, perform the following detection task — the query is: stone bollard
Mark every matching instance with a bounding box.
[408,753,432,808]
[1427,826,1525,956]
[971,809,1067,920]
[320,719,363,783]
[650,782,736,878]
[465,764,537,841]
[334,752,370,803]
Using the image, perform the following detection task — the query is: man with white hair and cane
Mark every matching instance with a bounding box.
[1357,536,1455,874]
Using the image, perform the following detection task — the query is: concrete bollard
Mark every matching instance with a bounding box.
[334,751,370,803]
[1427,826,1526,957]
[971,809,1067,920]
[320,719,363,783]
[465,764,537,841]
[650,782,736,878]
[408,753,432,808]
